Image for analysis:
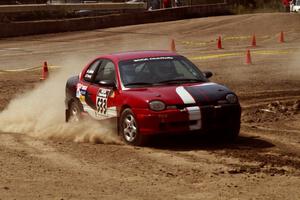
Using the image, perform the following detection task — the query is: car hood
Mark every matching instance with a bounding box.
[124,82,234,106]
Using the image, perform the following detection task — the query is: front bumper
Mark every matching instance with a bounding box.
[133,104,241,135]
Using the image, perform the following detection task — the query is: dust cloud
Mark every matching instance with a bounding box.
[0,57,121,144]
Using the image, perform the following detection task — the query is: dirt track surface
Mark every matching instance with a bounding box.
[0,13,300,199]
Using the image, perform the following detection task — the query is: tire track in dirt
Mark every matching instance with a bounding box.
[242,125,300,155]
[236,89,300,172]
[0,132,93,172]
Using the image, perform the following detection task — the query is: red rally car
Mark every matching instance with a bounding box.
[65,51,241,145]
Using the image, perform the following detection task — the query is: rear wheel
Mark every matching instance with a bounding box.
[68,101,81,123]
[119,108,147,146]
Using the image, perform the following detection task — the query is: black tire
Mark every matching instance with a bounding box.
[68,101,82,123]
[119,108,147,146]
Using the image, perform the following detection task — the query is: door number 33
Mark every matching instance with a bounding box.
[96,88,111,115]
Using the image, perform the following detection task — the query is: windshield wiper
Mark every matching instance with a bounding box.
[158,78,205,84]
[124,82,154,86]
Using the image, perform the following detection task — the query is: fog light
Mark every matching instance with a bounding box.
[226,94,238,104]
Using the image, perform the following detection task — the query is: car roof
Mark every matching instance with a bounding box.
[100,50,179,61]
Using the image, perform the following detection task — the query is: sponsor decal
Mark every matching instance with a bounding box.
[84,74,92,79]
[76,83,82,98]
[86,69,94,74]
[133,57,174,62]
[76,83,88,103]
[95,88,117,118]
[96,88,111,116]
[76,85,117,120]
[84,69,95,80]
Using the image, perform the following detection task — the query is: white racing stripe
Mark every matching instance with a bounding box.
[191,82,216,87]
[176,86,196,104]
[176,86,202,130]
[186,106,202,130]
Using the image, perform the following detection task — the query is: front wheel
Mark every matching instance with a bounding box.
[119,108,147,146]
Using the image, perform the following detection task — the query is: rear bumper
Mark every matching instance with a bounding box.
[133,104,241,135]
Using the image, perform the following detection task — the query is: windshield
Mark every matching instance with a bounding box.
[118,56,207,87]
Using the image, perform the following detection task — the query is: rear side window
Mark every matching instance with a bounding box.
[84,59,101,82]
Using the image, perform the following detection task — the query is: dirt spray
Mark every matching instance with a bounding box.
[0,57,121,144]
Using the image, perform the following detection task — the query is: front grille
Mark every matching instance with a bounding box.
[201,104,241,129]
[157,104,240,132]
[159,120,197,130]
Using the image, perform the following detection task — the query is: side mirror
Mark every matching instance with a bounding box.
[203,71,213,79]
[98,80,116,88]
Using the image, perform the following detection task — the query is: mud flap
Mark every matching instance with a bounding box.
[65,109,70,122]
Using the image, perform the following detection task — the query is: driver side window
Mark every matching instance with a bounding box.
[173,60,198,79]
[95,60,116,83]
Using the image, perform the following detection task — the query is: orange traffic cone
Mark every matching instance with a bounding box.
[217,36,223,49]
[246,49,252,64]
[279,31,285,43]
[170,39,176,52]
[40,61,49,80]
[251,34,256,47]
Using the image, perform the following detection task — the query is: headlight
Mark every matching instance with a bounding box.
[149,100,166,111]
[226,94,238,104]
